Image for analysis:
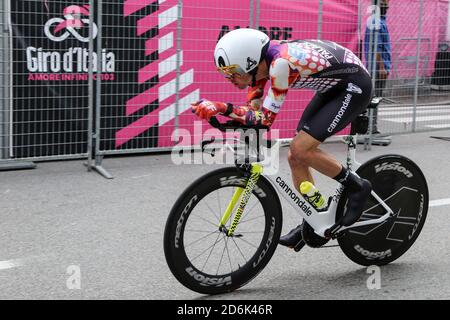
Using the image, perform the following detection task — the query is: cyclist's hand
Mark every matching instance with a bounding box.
[191,99,227,121]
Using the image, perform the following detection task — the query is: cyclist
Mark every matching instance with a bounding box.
[191,28,373,249]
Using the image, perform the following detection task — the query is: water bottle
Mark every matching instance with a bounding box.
[299,181,326,210]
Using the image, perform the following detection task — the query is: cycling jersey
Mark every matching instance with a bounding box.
[247,40,369,113]
[242,39,373,141]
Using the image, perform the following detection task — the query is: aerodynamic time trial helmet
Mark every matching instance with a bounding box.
[214,28,270,77]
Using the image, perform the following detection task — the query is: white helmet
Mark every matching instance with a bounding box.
[214,28,270,76]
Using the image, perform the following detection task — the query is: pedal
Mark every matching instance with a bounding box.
[324,223,343,239]
[293,239,306,252]
[302,223,330,247]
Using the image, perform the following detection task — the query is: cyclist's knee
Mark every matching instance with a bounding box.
[288,149,300,167]
[289,144,314,166]
[290,131,321,166]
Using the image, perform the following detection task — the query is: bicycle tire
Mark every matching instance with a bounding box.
[164,167,282,294]
[337,155,429,266]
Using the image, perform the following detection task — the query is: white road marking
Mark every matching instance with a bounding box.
[426,124,450,129]
[381,115,450,123]
[379,110,450,116]
[430,198,450,208]
[130,174,154,179]
[0,259,23,270]
[380,105,450,111]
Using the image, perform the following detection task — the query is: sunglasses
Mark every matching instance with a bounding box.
[217,64,245,78]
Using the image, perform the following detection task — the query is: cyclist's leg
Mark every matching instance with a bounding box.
[280,70,372,247]
[281,93,339,248]
[289,131,342,188]
[282,123,344,248]
[285,70,373,243]
[296,71,374,226]
[292,92,334,185]
[281,131,343,248]
[296,92,327,134]
[293,70,373,176]
[290,84,362,188]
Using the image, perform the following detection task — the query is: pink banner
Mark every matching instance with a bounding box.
[170,0,359,144]
[117,0,447,149]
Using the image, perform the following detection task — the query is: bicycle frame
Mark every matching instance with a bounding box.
[216,134,395,238]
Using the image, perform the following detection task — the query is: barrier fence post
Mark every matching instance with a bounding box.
[366,0,381,150]
[0,0,8,160]
[412,0,424,133]
[255,0,260,30]
[173,0,183,143]
[0,0,35,170]
[358,0,362,56]
[87,0,95,171]
[318,0,323,40]
[257,0,260,29]
[95,0,103,167]
[94,0,112,178]
[250,0,254,29]
[88,0,113,179]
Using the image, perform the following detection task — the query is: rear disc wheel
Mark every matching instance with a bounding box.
[337,155,429,266]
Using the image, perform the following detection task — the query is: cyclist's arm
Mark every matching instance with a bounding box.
[226,58,291,127]
[226,105,278,127]
[247,79,268,109]
[263,57,290,113]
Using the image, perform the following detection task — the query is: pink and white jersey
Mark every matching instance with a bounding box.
[247,40,369,113]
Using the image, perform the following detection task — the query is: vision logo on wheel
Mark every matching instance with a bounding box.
[185,267,232,287]
[374,162,414,178]
[44,5,97,43]
[354,245,392,260]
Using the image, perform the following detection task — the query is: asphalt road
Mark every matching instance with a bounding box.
[1,130,449,300]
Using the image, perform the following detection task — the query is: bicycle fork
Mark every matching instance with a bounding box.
[219,164,263,236]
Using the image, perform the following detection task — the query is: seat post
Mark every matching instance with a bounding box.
[365,97,383,150]
[343,135,358,171]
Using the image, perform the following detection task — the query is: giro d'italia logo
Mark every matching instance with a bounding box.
[25,3,115,79]
[44,4,98,42]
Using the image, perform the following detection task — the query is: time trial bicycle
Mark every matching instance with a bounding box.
[163,107,428,294]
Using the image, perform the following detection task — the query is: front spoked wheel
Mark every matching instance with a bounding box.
[164,167,282,294]
[337,155,429,266]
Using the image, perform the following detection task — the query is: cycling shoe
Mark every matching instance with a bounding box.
[279,223,304,250]
[341,175,372,226]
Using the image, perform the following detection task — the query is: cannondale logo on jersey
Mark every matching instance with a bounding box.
[44,5,97,43]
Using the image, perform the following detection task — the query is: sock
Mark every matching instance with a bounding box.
[333,166,351,186]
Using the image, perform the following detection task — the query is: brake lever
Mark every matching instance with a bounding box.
[201,137,241,156]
